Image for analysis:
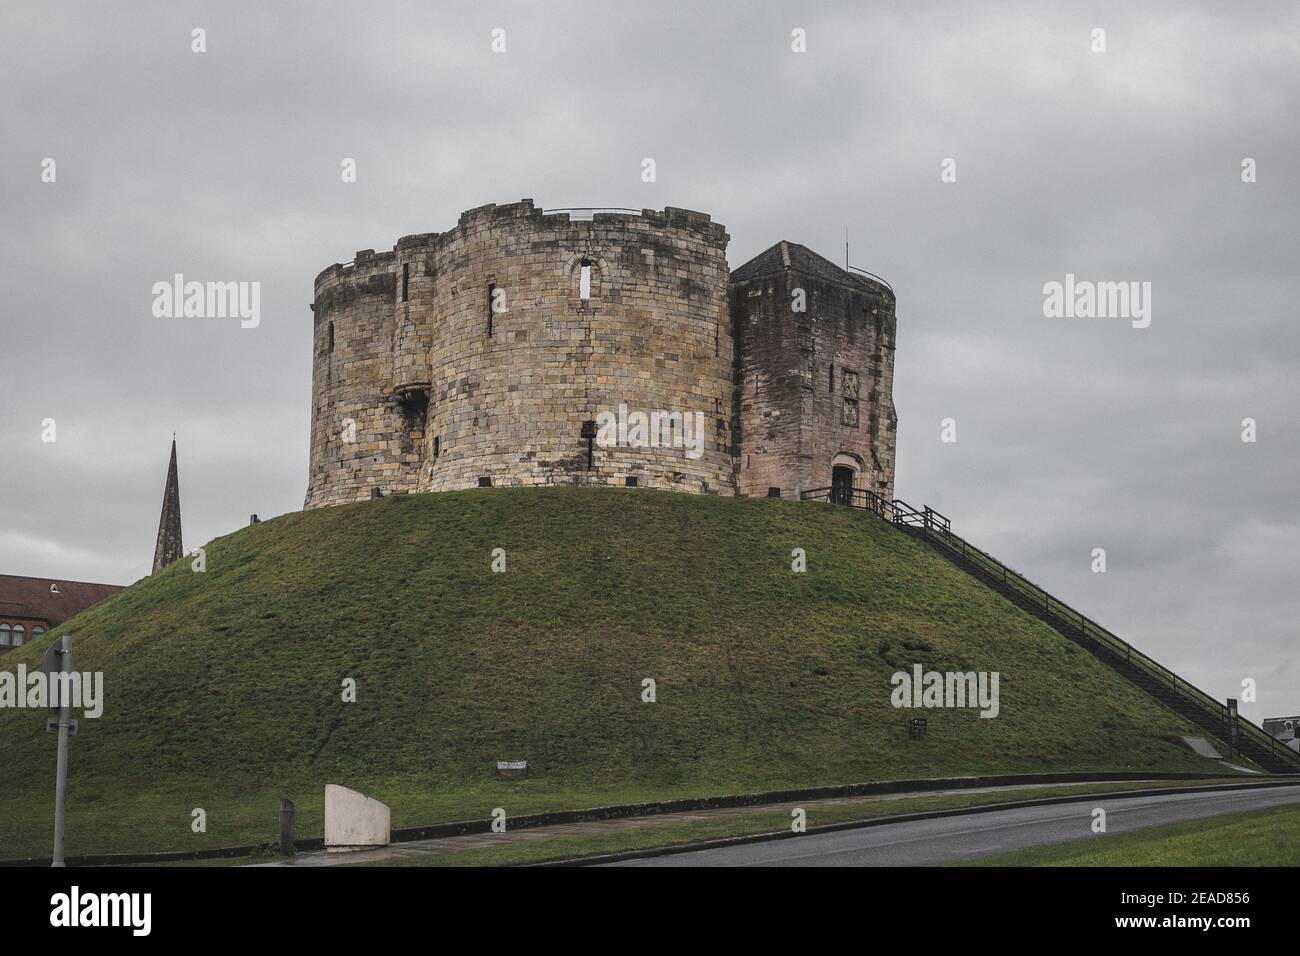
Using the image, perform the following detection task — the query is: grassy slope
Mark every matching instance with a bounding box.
[962,802,1300,866]
[0,488,1228,858]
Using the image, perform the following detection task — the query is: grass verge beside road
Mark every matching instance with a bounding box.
[959,802,1300,866]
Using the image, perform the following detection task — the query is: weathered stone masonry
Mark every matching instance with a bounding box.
[730,241,897,502]
[305,200,897,508]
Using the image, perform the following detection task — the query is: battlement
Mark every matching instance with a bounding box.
[314,249,398,290]
[314,201,727,294]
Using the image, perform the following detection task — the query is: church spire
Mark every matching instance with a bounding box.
[151,438,183,574]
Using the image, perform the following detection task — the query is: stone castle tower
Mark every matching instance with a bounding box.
[304,201,896,508]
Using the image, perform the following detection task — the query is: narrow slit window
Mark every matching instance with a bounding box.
[327,322,334,353]
[486,283,496,336]
[401,264,409,302]
[579,262,592,300]
[829,364,835,393]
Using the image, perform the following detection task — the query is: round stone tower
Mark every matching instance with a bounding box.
[307,248,423,507]
[305,200,735,507]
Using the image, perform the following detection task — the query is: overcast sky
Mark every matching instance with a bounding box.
[1,1,1296,721]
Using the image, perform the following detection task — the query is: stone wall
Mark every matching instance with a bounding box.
[731,244,897,500]
[305,204,898,510]
[307,250,413,507]
[305,201,735,507]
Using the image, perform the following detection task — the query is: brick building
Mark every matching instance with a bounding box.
[305,200,897,507]
[0,574,122,654]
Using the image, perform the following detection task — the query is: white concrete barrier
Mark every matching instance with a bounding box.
[324,784,390,851]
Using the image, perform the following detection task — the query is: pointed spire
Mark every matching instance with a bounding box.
[151,439,183,574]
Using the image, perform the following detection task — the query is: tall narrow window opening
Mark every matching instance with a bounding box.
[579,262,592,300]
[486,282,496,336]
[401,263,409,302]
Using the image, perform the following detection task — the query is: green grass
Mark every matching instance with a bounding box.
[961,802,1300,866]
[0,488,1231,860]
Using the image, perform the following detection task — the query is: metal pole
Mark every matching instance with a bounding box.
[279,799,296,856]
[52,634,71,868]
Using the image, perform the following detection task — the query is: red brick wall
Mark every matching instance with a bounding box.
[0,616,48,654]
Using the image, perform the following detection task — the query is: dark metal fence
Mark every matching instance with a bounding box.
[800,485,1300,771]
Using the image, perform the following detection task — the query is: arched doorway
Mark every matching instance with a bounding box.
[830,452,864,505]
[831,465,855,504]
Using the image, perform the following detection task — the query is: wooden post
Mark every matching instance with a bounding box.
[279,798,295,856]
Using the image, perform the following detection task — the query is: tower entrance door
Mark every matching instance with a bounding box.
[831,465,855,505]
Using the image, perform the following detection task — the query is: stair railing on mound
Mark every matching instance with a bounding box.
[800,485,1300,772]
[801,486,951,533]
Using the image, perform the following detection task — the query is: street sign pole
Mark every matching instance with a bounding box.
[45,634,74,868]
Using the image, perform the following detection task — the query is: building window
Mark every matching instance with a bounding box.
[0,625,10,647]
[829,364,835,393]
[401,264,410,302]
[432,436,440,461]
[841,369,859,427]
[327,322,334,353]
[11,625,23,647]
[33,626,45,637]
[579,262,592,300]
[486,283,496,336]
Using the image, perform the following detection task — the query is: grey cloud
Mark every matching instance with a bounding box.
[1,0,1296,720]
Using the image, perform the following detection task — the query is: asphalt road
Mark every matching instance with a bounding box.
[607,783,1300,867]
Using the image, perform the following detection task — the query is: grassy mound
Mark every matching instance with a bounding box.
[0,488,1229,859]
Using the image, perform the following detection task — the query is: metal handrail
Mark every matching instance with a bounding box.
[800,485,1300,771]
[801,486,950,533]
[541,207,644,219]
[847,265,894,296]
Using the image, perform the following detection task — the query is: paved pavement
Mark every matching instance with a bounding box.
[607,783,1300,866]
